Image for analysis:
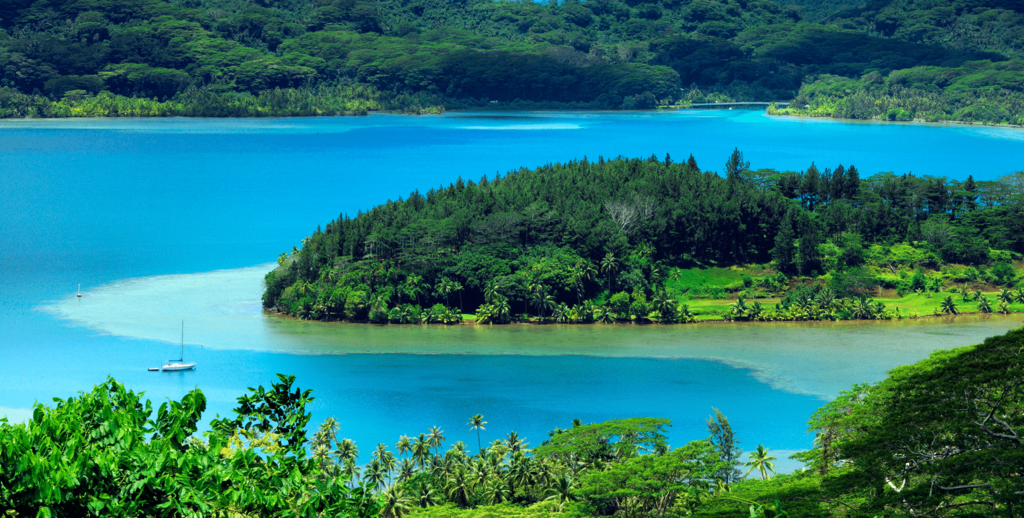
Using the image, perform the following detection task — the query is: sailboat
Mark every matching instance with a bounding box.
[153,321,196,372]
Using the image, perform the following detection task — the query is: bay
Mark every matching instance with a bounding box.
[3,110,1024,472]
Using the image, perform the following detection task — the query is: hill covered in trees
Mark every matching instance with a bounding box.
[1,0,1022,122]
[262,151,1024,325]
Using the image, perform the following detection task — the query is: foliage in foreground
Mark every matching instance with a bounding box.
[0,374,379,518]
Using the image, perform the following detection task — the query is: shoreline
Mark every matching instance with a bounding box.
[5,105,1023,131]
[265,307,1022,327]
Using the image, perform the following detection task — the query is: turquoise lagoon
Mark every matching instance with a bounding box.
[3,110,1024,471]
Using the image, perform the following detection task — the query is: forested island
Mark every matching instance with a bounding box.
[4,326,1023,517]
[1,0,1022,124]
[263,151,1024,325]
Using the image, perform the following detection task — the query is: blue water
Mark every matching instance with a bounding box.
[3,111,1023,465]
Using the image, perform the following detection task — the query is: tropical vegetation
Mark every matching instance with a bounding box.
[263,151,1024,324]
[0,0,1022,121]
[6,326,1024,517]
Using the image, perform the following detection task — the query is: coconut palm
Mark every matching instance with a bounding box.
[412,433,431,468]
[380,484,413,518]
[397,458,417,483]
[451,280,464,312]
[341,458,361,488]
[595,307,615,324]
[445,467,474,508]
[1016,287,1024,304]
[468,414,487,454]
[652,291,674,316]
[601,252,619,292]
[396,435,412,457]
[494,296,511,323]
[428,426,446,457]
[484,281,501,303]
[364,460,386,491]
[334,438,359,464]
[505,431,527,453]
[998,288,1015,305]
[730,295,749,317]
[940,295,958,315]
[483,477,510,505]
[978,295,992,313]
[417,484,438,508]
[744,445,777,480]
[544,476,577,509]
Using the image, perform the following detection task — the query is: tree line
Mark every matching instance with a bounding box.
[0,0,1019,117]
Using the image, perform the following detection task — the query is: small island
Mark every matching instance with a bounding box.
[263,151,1024,325]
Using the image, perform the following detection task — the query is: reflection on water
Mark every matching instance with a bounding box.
[43,264,1024,400]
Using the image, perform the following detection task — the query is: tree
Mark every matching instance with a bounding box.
[725,147,750,182]
[468,414,487,454]
[940,295,958,314]
[744,445,777,480]
[822,328,1024,516]
[379,484,413,518]
[428,426,446,457]
[575,440,724,517]
[601,252,620,292]
[211,373,315,455]
[772,210,797,274]
[797,219,821,275]
[0,377,380,518]
[707,408,743,484]
[535,417,670,468]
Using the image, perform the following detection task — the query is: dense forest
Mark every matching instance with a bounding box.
[5,327,1023,517]
[1,0,1022,122]
[262,151,1024,325]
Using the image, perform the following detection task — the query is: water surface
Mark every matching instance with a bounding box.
[4,111,1024,470]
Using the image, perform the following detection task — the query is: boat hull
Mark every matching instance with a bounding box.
[161,363,196,372]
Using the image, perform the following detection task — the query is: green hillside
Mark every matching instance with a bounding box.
[0,0,1021,121]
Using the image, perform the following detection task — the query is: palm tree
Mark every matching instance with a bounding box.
[412,433,431,468]
[334,438,359,465]
[417,484,438,508]
[998,288,1015,305]
[468,414,487,454]
[428,426,446,457]
[601,252,619,292]
[494,296,511,323]
[596,307,615,324]
[405,274,425,306]
[396,435,412,458]
[744,445,777,480]
[380,484,413,518]
[364,460,386,491]
[397,458,417,483]
[483,477,510,505]
[505,431,527,453]
[544,476,577,510]
[436,278,453,307]
[451,280,464,312]
[978,295,992,313]
[484,281,502,304]
[940,295,958,315]
[1016,287,1024,304]
[341,458,361,488]
[445,468,474,508]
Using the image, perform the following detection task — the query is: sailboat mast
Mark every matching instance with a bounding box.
[181,320,184,360]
